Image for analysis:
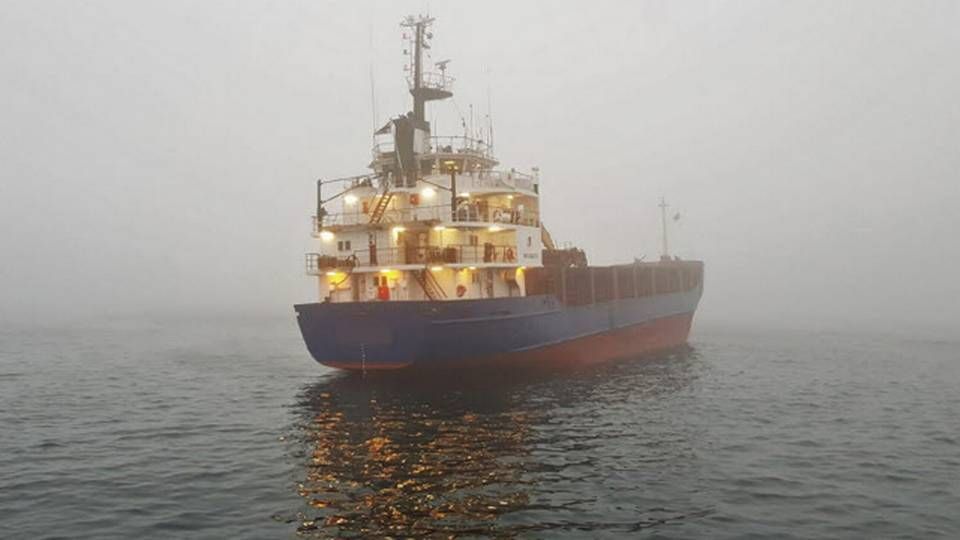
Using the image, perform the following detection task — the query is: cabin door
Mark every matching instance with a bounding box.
[484,269,495,298]
[400,231,429,264]
[351,274,363,302]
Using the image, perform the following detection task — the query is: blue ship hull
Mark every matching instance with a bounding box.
[294,286,702,371]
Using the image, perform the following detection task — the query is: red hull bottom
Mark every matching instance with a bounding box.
[474,311,694,368]
[323,312,694,371]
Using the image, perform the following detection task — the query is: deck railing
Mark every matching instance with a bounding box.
[408,72,455,92]
[306,243,519,272]
[463,169,536,192]
[372,135,494,161]
[429,136,492,158]
[315,202,539,229]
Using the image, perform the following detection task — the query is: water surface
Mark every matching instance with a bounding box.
[1,318,958,538]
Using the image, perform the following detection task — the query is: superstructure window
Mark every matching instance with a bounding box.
[337,240,352,252]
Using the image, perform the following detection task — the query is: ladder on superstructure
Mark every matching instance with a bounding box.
[414,270,447,301]
[368,180,393,224]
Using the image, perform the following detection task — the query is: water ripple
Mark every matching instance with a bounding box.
[2,321,959,538]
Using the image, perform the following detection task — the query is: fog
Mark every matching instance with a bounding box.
[2,1,958,336]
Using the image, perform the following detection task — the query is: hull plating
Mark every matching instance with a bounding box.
[294,287,702,371]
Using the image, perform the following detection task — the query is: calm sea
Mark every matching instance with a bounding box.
[1,317,958,539]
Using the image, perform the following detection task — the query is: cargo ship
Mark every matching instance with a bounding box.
[294,16,703,371]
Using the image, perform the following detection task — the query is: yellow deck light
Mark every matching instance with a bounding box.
[421,187,437,199]
[430,266,443,272]
[319,230,335,242]
[344,194,358,205]
[488,225,502,232]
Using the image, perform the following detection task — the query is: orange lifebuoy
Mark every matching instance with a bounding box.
[456,284,467,298]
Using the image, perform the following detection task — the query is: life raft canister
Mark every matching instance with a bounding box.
[505,247,515,261]
[377,285,390,301]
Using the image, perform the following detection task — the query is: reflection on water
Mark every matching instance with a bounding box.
[288,348,703,537]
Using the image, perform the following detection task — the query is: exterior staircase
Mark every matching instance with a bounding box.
[415,270,447,301]
[368,180,393,224]
[541,223,557,250]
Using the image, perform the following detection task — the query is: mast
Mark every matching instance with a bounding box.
[401,15,451,125]
[412,18,425,122]
[659,197,670,260]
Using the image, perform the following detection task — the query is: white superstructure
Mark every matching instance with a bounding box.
[305,16,543,303]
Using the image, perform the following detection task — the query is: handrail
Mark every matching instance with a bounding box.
[407,71,455,91]
[461,169,535,192]
[306,243,520,272]
[372,135,494,160]
[314,202,539,229]
[429,135,491,157]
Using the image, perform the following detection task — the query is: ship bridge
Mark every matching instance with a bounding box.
[371,135,499,176]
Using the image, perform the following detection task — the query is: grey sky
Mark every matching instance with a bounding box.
[2,1,958,336]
